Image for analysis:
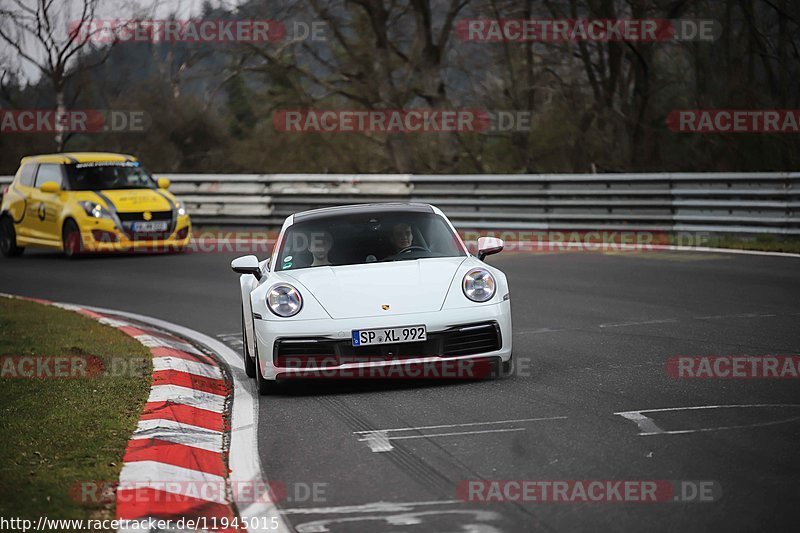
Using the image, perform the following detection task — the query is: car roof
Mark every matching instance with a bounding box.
[293,202,435,222]
[20,152,138,165]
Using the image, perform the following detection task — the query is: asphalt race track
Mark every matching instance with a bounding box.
[2,248,799,532]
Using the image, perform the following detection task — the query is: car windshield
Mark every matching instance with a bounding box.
[275,210,466,271]
[64,161,156,190]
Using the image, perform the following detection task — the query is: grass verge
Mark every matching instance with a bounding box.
[0,297,151,521]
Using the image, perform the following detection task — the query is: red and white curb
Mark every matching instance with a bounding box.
[1,294,288,533]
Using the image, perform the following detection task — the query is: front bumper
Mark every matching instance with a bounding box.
[253,300,512,380]
[78,216,192,252]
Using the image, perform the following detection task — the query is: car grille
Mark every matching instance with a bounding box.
[116,211,174,239]
[274,321,501,368]
[442,323,502,356]
[117,211,173,222]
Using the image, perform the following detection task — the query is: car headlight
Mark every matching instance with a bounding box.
[174,200,187,216]
[462,268,496,302]
[79,201,113,219]
[266,284,303,317]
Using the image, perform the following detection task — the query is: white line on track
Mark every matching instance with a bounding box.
[615,404,800,436]
[355,416,567,452]
[293,509,499,532]
[280,500,463,515]
[614,412,666,435]
[352,416,567,434]
[360,431,393,452]
[358,428,528,452]
[599,319,679,328]
[694,313,778,320]
[374,427,527,441]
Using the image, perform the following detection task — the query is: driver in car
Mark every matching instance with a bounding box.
[380,222,427,260]
[391,222,413,251]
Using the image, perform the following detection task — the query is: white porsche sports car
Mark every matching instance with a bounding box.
[231,203,512,394]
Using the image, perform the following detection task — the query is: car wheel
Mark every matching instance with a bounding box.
[0,216,24,257]
[62,219,83,258]
[242,310,256,378]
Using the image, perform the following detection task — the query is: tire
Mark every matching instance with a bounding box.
[242,310,256,378]
[62,219,83,258]
[0,216,24,257]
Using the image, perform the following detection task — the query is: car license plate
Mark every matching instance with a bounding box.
[352,325,427,346]
[132,221,168,233]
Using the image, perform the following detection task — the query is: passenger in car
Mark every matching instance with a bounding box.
[308,230,334,266]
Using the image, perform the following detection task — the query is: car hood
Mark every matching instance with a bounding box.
[283,257,467,319]
[97,189,172,213]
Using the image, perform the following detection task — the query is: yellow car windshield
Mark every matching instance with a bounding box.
[65,161,156,191]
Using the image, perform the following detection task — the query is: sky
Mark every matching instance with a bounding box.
[1,0,224,83]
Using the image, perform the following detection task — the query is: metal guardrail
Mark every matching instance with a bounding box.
[2,173,798,235]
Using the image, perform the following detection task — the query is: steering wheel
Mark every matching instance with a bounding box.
[398,245,428,254]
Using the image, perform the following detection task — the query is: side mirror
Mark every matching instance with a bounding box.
[477,237,504,261]
[231,255,262,279]
[157,177,171,190]
[40,181,61,194]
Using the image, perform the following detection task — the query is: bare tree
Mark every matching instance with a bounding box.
[0,0,117,150]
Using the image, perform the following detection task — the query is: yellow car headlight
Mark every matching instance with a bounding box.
[79,201,113,220]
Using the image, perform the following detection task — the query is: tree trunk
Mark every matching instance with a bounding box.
[55,86,66,151]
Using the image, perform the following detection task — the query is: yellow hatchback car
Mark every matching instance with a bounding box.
[0,152,191,257]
